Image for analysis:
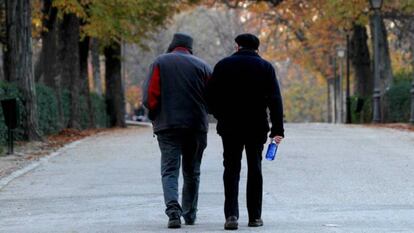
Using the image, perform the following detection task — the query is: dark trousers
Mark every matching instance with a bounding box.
[221,135,265,220]
[157,129,207,221]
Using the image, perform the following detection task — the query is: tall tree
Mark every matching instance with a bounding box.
[90,38,102,94]
[81,0,192,127]
[34,0,58,85]
[34,0,65,128]
[369,13,394,93]
[224,0,401,122]
[349,24,373,122]
[79,36,94,128]
[37,0,198,128]
[104,42,125,127]
[350,24,373,98]
[0,0,6,81]
[58,13,81,129]
[4,0,41,140]
[370,12,394,121]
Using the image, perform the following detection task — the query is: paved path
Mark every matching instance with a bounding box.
[0,124,413,233]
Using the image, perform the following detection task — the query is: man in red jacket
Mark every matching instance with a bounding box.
[206,33,284,230]
[143,33,212,229]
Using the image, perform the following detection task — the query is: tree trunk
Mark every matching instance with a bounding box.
[350,24,373,123]
[79,36,95,128]
[58,13,81,129]
[327,78,334,123]
[370,14,393,122]
[410,37,414,124]
[369,14,393,92]
[4,0,42,141]
[34,0,58,85]
[91,38,102,95]
[33,0,64,129]
[350,24,373,98]
[104,42,126,128]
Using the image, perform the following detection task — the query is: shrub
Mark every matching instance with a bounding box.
[1,82,62,142]
[79,95,90,129]
[351,72,412,123]
[350,96,372,124]
[0,81,25,144]
[1,82,109,145]
[62,90,108,129]
[36,84,60,135]
[384,73,411,123]
[91,93,108,128]
[62,89,71,128]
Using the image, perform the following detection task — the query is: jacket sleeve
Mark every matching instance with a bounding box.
[267,65,285,138]
[143,63,161,120]
[205,63,221,118]
[204,64,213,85]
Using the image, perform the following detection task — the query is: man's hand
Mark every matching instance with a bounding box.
[273,136,283,145]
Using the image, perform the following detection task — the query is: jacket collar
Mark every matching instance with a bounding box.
[233,49,260,57]
[172,47,191,54]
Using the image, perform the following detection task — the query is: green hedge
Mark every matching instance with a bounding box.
[384,73,411,123]
[350,72,412,123]
[62,89,71,127]
[62,90,108,129]
[1,81,108,145]
[350,96,372,124]
[0,81,25,144]
[36,84,60,135]
[91,93,109,128]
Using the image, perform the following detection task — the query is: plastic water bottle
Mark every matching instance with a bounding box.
[265,139,278,161]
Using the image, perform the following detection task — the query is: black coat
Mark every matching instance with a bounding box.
[206,49,284,140]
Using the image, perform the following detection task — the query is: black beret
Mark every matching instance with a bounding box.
[235,33,260,50]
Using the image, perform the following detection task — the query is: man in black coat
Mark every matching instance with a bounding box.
[143,33,212,229]
[206,33,284,230]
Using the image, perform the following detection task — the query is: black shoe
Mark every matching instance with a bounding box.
[167,215,181,229]
[224,216,238,230]
[184,217,196,225]
[248,218,263,227]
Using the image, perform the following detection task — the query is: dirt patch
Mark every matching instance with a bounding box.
[0,128,113,180]
[364,123,414,132]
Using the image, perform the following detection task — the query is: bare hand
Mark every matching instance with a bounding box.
[273,136,284,145]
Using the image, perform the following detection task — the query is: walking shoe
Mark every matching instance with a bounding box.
[248,218,263,227]
[184,217,196,225]
[224,216,238,230]
[167,214,181,228]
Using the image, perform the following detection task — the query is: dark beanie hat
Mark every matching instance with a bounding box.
[167,33,193,53]
[235,33,260,50]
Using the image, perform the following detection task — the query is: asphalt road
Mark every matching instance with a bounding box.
[0,124,413,233]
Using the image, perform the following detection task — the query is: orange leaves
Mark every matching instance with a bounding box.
[31,0,43,38]
[125,85,142,108]
[256,0,363,78]
[247,1,270,14]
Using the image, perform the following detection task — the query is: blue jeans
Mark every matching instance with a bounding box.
[157,129,207,221]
